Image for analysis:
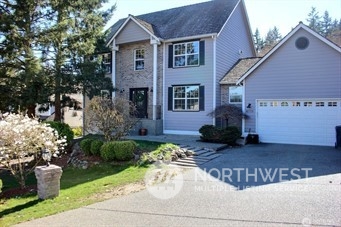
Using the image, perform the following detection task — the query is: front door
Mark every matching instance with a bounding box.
[130,88,148,118]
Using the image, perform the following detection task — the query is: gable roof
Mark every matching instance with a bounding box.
[237,23,341,84]
[106,0,240,45]
[220,57,261,84]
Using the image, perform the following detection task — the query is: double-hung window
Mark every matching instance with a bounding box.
[168,85,205,111]
[174,41,199,67]
[134,49,144,70]
[168,40,204,68]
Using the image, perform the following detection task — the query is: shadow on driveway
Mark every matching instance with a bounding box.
[197,143,341,190]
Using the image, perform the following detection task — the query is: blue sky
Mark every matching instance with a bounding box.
[103,0,341,38]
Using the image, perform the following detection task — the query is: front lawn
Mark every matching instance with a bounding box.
[0,140,164,227]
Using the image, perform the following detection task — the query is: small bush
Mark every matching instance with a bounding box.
[199,125,241,145]
[72,127,83,137]
[114,141,136,161]
[221,126,241,145]
[90,140,104,156]
[80,138,94,156]
[199,125,221,142]
[100,142,116,161]
[46,121,74,145]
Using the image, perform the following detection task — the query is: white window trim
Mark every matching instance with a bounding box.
[173,85,199,111]
[173,41,199,68]
[229,86,243,104]
[134,49,144,71]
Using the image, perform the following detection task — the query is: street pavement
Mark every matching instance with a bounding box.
[15,142,341,226]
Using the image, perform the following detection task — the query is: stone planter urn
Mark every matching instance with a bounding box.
[35,165,63,200]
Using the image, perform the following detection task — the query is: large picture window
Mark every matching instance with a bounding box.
[229,86,242,104]
[168,85,205,111]
[174,41,199,67]
[134,49,144,70]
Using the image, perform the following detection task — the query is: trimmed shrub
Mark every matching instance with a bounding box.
[199,125,241,145]
[90,140,104,156]
[80,138,94,156]
[46,121,74,145]
[100,142,116,161]
[114,141,136,161]
[199,125,221,142]
[221,126,241,145]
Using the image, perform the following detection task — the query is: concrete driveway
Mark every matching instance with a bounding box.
[16,144,341,226]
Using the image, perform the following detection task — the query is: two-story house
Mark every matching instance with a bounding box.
[104,0,256,135]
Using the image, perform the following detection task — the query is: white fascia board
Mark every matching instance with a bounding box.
[106,15,161,47]
[237,23,341,85]
[164,33,217,43]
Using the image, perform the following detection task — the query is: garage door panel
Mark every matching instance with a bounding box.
[257,100,341,146]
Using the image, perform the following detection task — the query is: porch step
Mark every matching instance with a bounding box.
[170,146,222,168]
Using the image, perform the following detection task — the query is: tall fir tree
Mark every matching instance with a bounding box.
[41,0,114,121]
[0,0,52,116]
[307,7,322,34]
[253,28,264,53]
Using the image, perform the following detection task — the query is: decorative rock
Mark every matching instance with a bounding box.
[35,165,63,200]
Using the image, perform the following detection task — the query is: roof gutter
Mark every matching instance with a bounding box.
[164,33,218,43]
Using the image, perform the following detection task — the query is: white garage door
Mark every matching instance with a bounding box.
[257,99,341,146]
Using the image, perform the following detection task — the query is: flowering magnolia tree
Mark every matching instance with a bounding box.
[0,114,67,189]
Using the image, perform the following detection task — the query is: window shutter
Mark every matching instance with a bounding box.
[168,45,173,68]
[168,87,173,110]
[199,85,205,111]
[199,40,205,65]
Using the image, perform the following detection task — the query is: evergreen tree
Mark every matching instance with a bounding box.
[264,26,282,47]
[41,0,115,121]
[321,10,333,37]
[253,28,264,53]
[307,7,322,33]
[0,0,52,116]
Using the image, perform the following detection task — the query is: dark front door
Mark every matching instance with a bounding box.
[130,88,148,118]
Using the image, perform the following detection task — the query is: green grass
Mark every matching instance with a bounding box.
[0,139,165,227]
[0,163,148,226]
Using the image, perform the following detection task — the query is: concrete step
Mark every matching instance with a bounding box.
[177,158,207,165]
[199,151,217,157]
[170,161,198,167]
[191,149,210,156]
[183,156,212,161]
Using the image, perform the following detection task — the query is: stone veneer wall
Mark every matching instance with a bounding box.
[115,40,164,120]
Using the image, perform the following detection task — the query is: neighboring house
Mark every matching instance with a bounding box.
[236,23,341,146]
[105,0,256,135]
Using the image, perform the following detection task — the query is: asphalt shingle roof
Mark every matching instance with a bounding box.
[220,57,261,84]
[106,0,239,43]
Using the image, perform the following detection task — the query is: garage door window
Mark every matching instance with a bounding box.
[304,102,313,107]
[316,102,324,107]
[328,101,337,107]
[270,101,278,107]
[292,101,301,107]
[259,101,267,107]
[281,102,288,107]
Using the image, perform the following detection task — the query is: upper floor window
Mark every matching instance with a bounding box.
[174,41,199,67]
[229,86,242,104]
[168,40,205,68]
[134,49,144,70]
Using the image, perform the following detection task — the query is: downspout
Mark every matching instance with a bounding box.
[212,35,217,125]
[241,80,246,136]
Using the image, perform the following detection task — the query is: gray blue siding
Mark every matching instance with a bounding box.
[116,20,150,44]
[244,28,341,132]
[164,38,214,133]
[216,1,254,108]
